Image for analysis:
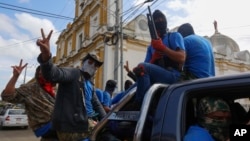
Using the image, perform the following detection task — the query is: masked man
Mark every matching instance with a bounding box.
[36,29,106,141]
[184,96,231,141]
[127,9,185,110]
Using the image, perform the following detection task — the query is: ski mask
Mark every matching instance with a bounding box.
[81,53,103,77]
[81,59,97,77]
[153,10,167,38]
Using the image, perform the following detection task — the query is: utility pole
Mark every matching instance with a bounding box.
[114,0,124,91]
[114,0,120,82]
[120,13,124,91]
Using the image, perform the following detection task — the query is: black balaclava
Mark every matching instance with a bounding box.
[153,10,167,39]
[177,23,195,38]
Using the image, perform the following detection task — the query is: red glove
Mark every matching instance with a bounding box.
[151,39,166,52]
[150,51,162,63]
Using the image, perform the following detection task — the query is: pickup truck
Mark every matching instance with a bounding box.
[90,72,250,141]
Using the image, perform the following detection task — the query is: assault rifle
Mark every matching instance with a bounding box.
[147,6,158,40]
[147,6,166,68]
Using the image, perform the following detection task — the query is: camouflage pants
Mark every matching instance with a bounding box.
[57,119,97,141]
[179,71,197,82]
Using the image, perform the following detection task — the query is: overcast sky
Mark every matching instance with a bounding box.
[0,0,250,97]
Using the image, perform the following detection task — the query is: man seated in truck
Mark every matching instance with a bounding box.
[102,79,117,113]
[184,96,231,141]
[177,23,215,80]
[125,9,185,110]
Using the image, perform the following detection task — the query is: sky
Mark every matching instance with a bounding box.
[0,0,250,99]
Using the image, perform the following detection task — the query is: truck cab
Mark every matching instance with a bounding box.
[90,72,250,141]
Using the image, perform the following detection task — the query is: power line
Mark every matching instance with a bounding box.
[0,19,115,49]
[90,0,116,17]
[0,0,147,48]
[3,0,250,50]
[122,2,143,16]
[0,2,74,20]
[122,2,145,24]
[0,6,73,20]
[121,0,157,25]
[54,0,75,30]
[0,31,62,49]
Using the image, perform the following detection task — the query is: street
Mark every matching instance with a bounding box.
[0,127,40,141]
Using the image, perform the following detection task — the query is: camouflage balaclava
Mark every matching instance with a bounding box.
[197,97,231,141]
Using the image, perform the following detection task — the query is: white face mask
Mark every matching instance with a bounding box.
[81,59,97,77]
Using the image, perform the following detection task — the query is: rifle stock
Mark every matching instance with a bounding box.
[147,6,158,40]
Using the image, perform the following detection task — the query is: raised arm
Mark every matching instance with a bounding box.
[2,59,28,97]
[36,28,53,62]
[124,61,137,82]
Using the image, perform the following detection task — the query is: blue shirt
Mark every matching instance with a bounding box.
[144,32,185,63]
[111,91,125,105]
[184,125,215,141]
[95,88,104,104]
[103,91,111,107]
[183,35,215,78]
[144,32,185,77]
[111,83,137,105]
[84,80,94,116]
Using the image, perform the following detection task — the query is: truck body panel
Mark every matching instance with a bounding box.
[91,72,250,141]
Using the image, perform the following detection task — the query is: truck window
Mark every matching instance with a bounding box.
[184,85,250,141]
[230,98,250,124]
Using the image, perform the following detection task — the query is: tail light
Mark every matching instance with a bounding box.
[5,116,10,121]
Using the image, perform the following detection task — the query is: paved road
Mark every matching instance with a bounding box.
[0,127,40,141]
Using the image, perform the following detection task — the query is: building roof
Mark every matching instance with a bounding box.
[207,21,250,63]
